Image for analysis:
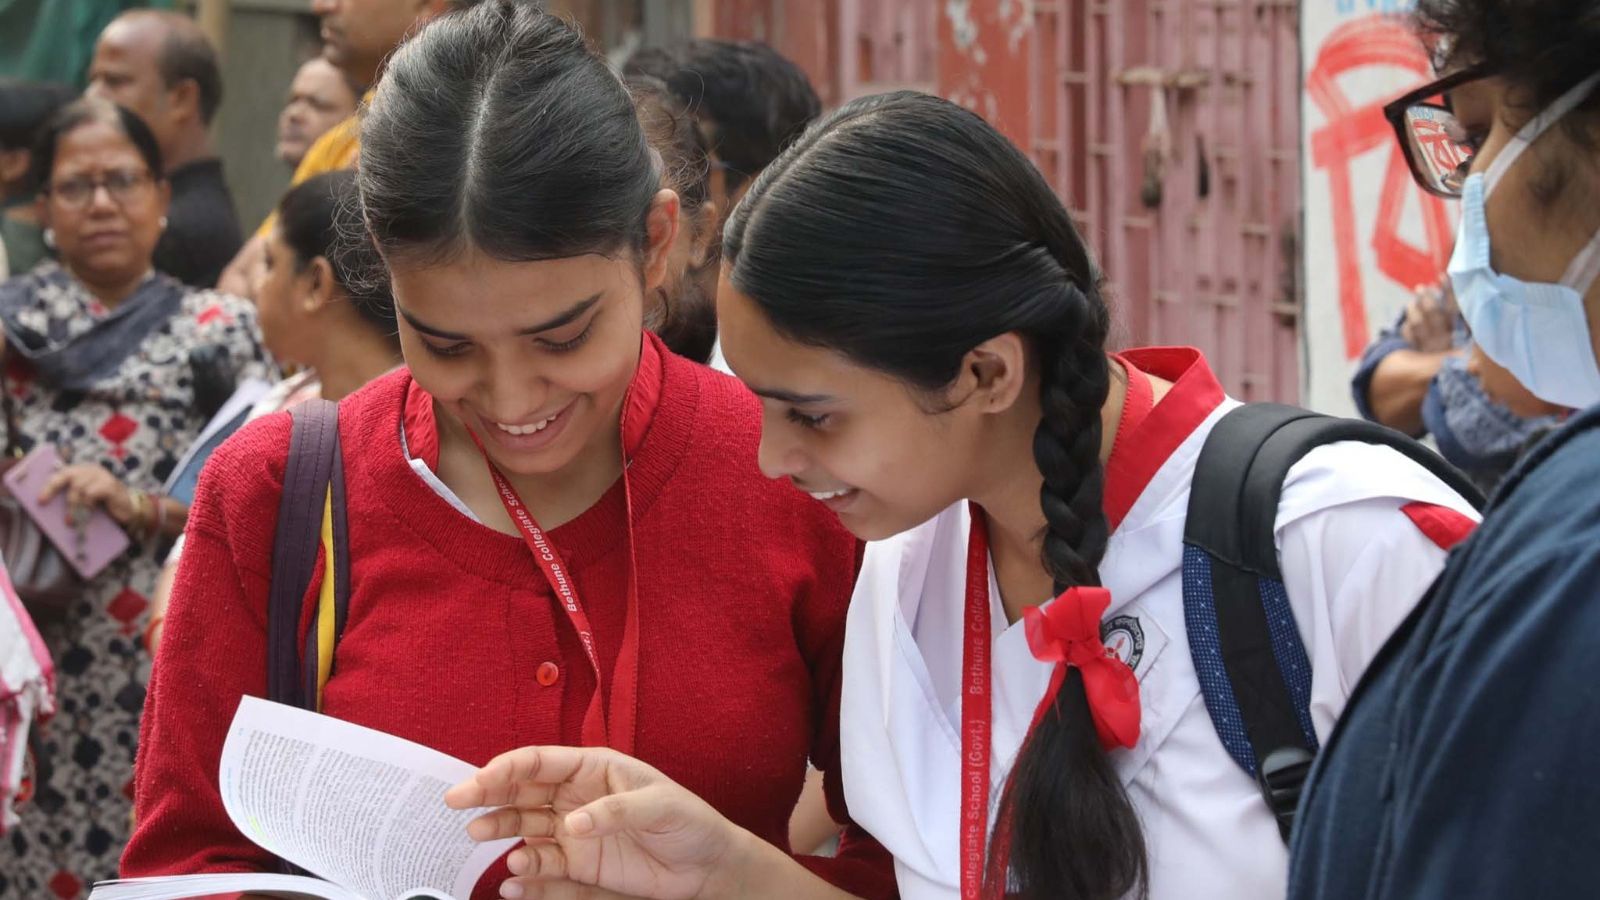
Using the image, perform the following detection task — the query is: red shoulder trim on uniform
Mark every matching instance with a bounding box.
[1400,501,1477,551]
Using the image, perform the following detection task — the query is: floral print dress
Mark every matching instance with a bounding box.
[0,264,272,899]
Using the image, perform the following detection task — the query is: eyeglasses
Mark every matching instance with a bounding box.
[47,168,154,209]
[1383,65,1492,199]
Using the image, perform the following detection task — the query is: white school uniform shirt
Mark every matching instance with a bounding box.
[840,347,1480,900]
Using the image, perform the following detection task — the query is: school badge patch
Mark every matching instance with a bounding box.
[1101,615,1145,671]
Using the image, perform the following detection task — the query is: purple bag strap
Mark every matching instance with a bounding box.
[266,399,341,711]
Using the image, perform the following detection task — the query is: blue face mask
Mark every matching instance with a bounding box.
[1449,71,1600,411]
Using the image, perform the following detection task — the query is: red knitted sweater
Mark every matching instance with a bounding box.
[122,338,895,899]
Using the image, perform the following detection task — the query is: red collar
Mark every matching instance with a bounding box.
[1102,347,1225,532]
[402,331,667,471]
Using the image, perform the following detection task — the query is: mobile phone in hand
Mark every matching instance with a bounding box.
[2,445,130,579]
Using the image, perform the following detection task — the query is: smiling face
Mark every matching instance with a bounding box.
[388,190,677,479]
[391,251,651,478]
[716,271,1016,541]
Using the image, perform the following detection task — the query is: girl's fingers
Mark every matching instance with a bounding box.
[446,747,544,809]
[498,846,570,897]
[444,775,489,809]
[449,746,612,809]
[466,805,559,842]
[499,879,636,900]
[564,787,672,841]
[446,766,558,811]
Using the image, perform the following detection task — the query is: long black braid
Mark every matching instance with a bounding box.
[726,91,1148,900]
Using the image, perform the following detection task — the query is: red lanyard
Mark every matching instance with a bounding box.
[478,457,640,754]
[468,347,660,756]
[958,358,1153,899]
[959,509,997,900]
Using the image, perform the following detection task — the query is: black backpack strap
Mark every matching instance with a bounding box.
[266,399,342,711]
[299,424,352,712]
[264,398,345,877]
[1190,404,1485,580]
[1183,403,1485,842]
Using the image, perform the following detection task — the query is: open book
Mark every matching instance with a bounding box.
[89,697,519,900]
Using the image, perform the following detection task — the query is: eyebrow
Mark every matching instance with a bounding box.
[397,293,603,341]
[749,386,837,405]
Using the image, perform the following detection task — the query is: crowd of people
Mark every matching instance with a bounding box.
[0,0,1595,898]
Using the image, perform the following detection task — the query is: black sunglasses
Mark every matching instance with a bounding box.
[1383,64,1493,199]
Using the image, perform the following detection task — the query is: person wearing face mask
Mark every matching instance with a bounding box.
[120,7,894,899]
[1289,1,1600,897]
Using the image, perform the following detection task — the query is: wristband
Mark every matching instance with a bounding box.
[143,614,165,654]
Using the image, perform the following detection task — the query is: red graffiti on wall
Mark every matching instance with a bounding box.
[1308,14,1457,359]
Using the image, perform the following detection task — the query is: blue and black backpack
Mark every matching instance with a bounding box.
[1181,403,1485,842]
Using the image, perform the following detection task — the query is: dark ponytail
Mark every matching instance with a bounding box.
[725,91,1146,900]
[628,74,719,363]
[357,1,660,267]
[277,170,397,343]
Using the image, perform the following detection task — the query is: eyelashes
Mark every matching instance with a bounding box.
[417,322,596,359]
[539,326,593,354]
[420,341,470,358]
[787,409,829,429]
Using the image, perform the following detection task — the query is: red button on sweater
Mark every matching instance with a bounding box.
[123,336,895,900]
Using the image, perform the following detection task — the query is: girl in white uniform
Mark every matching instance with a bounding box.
[445,92,1480,900]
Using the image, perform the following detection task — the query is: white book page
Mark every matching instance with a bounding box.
[87,872,358,899]
[219,696,518,900]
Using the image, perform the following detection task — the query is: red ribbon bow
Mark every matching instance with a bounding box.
[1023,586,1141,751]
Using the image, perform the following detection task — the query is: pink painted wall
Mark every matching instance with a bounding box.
[713,0,1303,402]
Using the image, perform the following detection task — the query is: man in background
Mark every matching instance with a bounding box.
[626,39,822,224]
[217,0,474,297]
[87,10,240,288]
[625,39,822,374]
[276,56,360,171]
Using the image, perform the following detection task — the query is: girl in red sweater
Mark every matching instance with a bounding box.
[120,4,892,899]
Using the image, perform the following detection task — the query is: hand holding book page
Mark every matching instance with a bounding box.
[89,697,519,900]
[446,746,750,900]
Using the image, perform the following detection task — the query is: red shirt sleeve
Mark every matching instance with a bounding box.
[122,414,294,877]
[794,537,898,900]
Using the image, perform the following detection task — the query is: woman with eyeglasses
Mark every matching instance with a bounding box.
[1290,1,1600,897]
[0,97,271,898]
